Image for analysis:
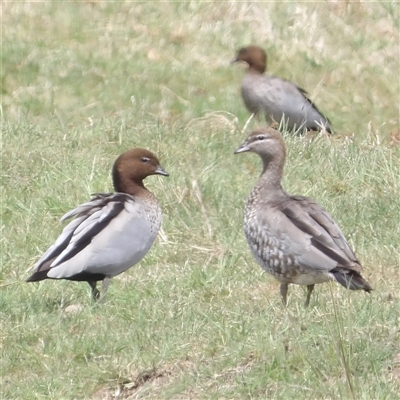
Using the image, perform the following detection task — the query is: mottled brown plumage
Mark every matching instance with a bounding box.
[232,45,332,133]
[234,127,372,306]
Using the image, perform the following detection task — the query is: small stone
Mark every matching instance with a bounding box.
[64,304,84,315]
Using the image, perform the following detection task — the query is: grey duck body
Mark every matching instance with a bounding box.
[233,45,332,134]
[235,127,372,306]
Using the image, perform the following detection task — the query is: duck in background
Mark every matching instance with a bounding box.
[232,45,332,134]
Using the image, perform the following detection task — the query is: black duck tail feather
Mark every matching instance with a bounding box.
[26,257,56,282]
[26,269,49,282]
[296,85,332,133]
[332,269,373,292]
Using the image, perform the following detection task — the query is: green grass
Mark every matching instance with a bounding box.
[1,2,399,399]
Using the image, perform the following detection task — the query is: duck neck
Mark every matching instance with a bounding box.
[248,62,265,74]
[255,155,285,197]
[113,172,147,197]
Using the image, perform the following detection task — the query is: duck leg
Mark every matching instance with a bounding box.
[280,283,289,306]
[98,277,111,304]
[304,284,314,307]
[88,281,100,301]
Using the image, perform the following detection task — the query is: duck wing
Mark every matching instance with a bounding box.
[296,85,331,124]
[27,193,130,281]
[278,195,361,272]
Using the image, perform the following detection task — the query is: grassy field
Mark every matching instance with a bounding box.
[2,1,399,399]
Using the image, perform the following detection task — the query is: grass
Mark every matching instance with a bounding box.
[1,1,399,399]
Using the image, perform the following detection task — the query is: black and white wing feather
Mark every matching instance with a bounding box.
[27,193,130,281]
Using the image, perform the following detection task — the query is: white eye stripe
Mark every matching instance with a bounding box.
[141,157,150,163]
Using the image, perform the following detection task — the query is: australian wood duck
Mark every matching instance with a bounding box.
[234,128,372,306]
[27,148,168,301]
[232,45,332,133]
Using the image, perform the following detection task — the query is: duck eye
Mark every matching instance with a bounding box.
[256,135,266,141]
[141,157,150,163]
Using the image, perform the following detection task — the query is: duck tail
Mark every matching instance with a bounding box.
[26,269,49,282]
[332,268,373,292]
